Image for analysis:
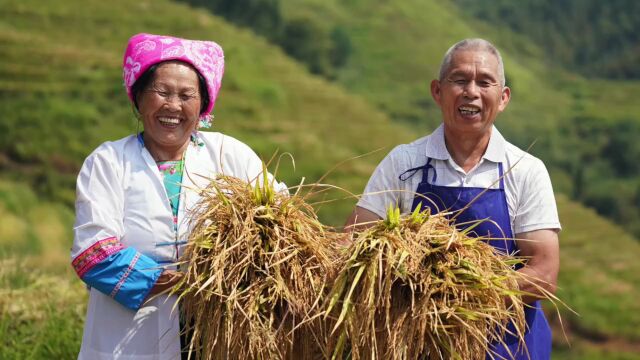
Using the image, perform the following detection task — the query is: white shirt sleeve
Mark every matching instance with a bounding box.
[357,146,410,219]
[512,158,561,234]
[72,144,125,259]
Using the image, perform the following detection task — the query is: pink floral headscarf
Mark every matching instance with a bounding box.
[123,33,225,128]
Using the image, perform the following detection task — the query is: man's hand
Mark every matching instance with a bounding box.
[344,206,382,233]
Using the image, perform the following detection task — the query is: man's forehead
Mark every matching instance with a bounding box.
[447,50,500,74]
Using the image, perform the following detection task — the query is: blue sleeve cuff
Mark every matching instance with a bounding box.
[82,247,163,310]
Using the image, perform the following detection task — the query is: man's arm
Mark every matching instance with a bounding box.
[344,206,382,233]
[514,229,560,304]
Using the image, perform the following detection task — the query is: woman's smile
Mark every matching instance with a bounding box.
[157,116,183,128]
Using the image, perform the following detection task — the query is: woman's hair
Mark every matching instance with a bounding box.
[131,61,210,115]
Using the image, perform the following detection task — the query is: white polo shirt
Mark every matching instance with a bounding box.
[357,124,561,235]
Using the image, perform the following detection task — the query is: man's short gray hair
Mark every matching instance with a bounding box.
[438,38,506,87]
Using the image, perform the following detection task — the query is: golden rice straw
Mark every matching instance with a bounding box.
[174,170,332,360]
[325,205,531,360]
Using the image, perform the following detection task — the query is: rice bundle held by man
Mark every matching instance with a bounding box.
[326,205,529,360]
[174,172,332,360]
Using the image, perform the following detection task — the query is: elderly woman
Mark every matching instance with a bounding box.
[71,33,281,359]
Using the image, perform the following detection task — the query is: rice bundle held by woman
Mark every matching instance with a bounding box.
[175,173,333,360]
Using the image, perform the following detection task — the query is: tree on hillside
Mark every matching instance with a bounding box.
[550,116,640,238]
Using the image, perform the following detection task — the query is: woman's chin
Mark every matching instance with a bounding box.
[149,134,189,148]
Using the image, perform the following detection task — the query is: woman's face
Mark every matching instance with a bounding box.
[137,61,202,157]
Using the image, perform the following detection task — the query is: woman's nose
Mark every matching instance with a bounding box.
[163,95,182,109]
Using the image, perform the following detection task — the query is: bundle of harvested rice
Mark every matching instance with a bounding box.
[174,171,333,360]
[325,205,531,360]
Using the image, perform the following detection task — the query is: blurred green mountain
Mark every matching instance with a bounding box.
[0,0,639,358]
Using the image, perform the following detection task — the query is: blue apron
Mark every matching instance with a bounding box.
[399,158,551,360]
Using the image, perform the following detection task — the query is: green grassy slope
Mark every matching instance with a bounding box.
[0,180,74,257]
[0,0,639,358]
[0,179,83,359]
[552,195,640,359]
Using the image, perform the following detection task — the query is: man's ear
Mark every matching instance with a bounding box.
[499,86,511,112]
[430,79,442,106]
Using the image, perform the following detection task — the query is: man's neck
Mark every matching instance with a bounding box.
[443,127,492,173]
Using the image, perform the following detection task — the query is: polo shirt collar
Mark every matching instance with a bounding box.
[424,124,449,160]
[483,126,506,163]
[424,124,506,163]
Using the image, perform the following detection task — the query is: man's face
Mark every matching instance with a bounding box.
[430,49,510,137]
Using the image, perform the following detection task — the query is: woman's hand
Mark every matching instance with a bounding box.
[146,270,184,300]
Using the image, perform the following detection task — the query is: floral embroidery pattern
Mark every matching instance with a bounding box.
[72,237,124,278]
[157,161,183,176]
[134,39,156,56]
[161,45,185,59]
[123,57,141,87]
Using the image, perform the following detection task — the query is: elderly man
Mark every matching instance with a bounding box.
[346,38,560,359]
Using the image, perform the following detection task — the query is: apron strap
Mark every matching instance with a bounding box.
[498,162,505,190]
[399,158,436,183]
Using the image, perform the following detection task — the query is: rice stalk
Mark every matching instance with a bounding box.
[174,170,333,360]
[325,204,530,360]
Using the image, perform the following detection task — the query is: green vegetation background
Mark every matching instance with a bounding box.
[1,0,639,358]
